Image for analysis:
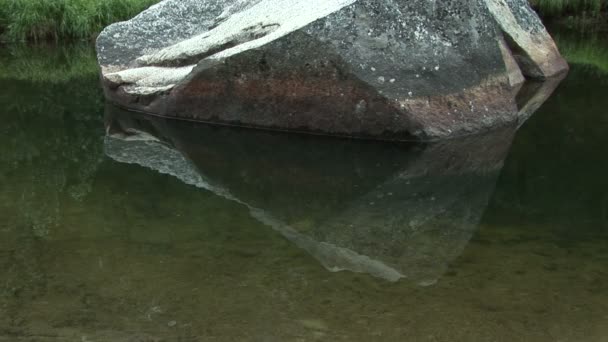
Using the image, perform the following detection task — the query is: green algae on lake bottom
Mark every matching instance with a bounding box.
[0,38,608,341]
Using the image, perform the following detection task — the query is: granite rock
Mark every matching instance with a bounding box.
[97,0,568,140]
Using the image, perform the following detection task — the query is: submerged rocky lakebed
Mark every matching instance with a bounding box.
[0,28,607,341]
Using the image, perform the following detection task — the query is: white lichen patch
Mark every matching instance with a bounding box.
[105,65,195,89]
[136,0,357,67]
[105,66,165,84]
[123,84,177,96]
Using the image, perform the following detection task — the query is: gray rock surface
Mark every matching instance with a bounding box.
[484,0,569,78]
[97,0,568,140]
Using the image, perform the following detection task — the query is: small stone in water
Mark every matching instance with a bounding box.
[298,319,329,331]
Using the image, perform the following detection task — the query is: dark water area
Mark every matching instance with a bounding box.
[1,38,607,341]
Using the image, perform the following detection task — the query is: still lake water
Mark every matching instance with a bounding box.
[1,34,607,341]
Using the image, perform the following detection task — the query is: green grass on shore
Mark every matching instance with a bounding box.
[0,0,159,42]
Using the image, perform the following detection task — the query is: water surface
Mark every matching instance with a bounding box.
[0,37,607,341]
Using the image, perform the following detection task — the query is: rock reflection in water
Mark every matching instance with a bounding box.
[106,105,526,285]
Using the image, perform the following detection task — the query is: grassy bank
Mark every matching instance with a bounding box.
[0,0,158,42]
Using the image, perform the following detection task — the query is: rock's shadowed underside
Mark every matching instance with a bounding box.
[97,0,568,141]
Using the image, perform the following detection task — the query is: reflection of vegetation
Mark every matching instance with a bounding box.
[531,0,605,16]
[553,29,608,74]
[0,45,106,238]
[0,44,99,83]
[0,0,159,42]
[0,82,105,237]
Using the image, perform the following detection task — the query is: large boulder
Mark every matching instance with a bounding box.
[97,0,568,140]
